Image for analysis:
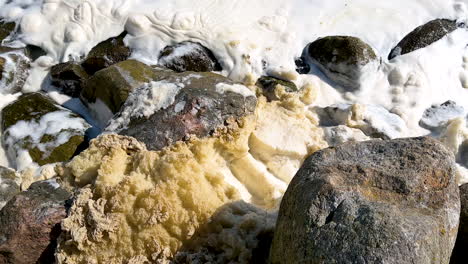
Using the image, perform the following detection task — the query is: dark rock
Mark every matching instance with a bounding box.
[295,57,310,74]
[0,52,30,93]
[80,59,160,126]
[158,41,222,72]
[270,137,460,264]
[0,179,71,264]
[1,93,90,167]
[256,76,297,101]
[450,183,468,264]
[307,36,378,90]
[24,45,47,61]
[106,71,256,151]
[389,19,458,60]
[50,62,89,97]
[0,21,15,43]
[0,167,19,210]
[81,32,131,74]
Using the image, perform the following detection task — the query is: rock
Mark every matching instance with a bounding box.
[316,103,406,139]
[295,57,310,74]
[81,32,131,74]
[1,93,90,168]
[158,41,222,72]
[0,179,71,264]
[0,21,15,43]
[80,59,160,127]
[270,137,460,264]
[106,71,256,151]
[450,183,468,264]
[389,19,458,60]
[0,166,20,210]
[50,62,89,97]
[420,101,465,132]
[307,36,378,90]
[256,76,298,101]
[0,51,30,93]
[323,125,370,146]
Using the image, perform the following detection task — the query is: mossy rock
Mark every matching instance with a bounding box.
[1,93,90,167]
[80,59,164,126]
[50,62,89,97]
[158,41,222,72]
[0,21,15,43]
[256,76,298,101]
[389,19,458,60]
[307,36,378,90]
[81,31,131,74]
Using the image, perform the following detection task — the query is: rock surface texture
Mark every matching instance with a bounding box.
[270,137,460,264]
[50,62,89,97]
[158,41,222,72]
[388,19,458,60]
[0,180,71,264]
[450,183,468,264]
[307,36,378,90]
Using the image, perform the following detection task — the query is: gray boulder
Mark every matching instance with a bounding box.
[0,179,71,264]
[1,93,90,167]
[106,71,256,151]
[450,183,468,264]
[158,41,222,72]
[270,137,460,264]
[389,19,458,60]
[50,62,89,97]
[307,36,378,90]
[81,32,131,74]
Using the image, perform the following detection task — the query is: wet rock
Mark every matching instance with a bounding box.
[389,19,458,60]
[256,76,297,101]
[0,179,71,264]
[106,71,256,151]
[270,137,460,264]
[158,41,222,72]
[1,93,90,167]
[295,57,310,74]
[50,62,89,97]
[0,51,30,93]
[80,59,160,126]
[0,21,15,43]
[0,166,20,210]
[420,101,465,132]
[450,183,468,264]
[307,36,378,90]
[316,103,406,139]
[81,32,131,74]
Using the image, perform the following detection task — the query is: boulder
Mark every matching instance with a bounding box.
[50,62,89,97]
[0,166,20,210]
[0,179,71,264]
[420,101,465,132]
[0,52,30,94]
[0,21,15,43]
[450,183,468,264]
[80,59,160,127]
[1,93,90,168]
[106,71,256,151]
[270,137,460,264]
[158,41,222,72]
[256,76,298,101]
[389,19,458,60]
[307,36,378,90]
[81,32,131,74]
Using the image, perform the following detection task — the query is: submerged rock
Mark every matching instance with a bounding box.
[0,179,71,264]
[420,101,465,132]
[389,19,458,60]
[1,93,90,168]
[307,36,378,90]
[158,41,222,72]
[0,51,30,93]
[270,137,460,264]
[256,76,297,101]
[50,62,89,97]
[0,166,20,210]
[106,71,257,151]
[80,59,160,127]
[81,32,131,74]
[450,183,468,264]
